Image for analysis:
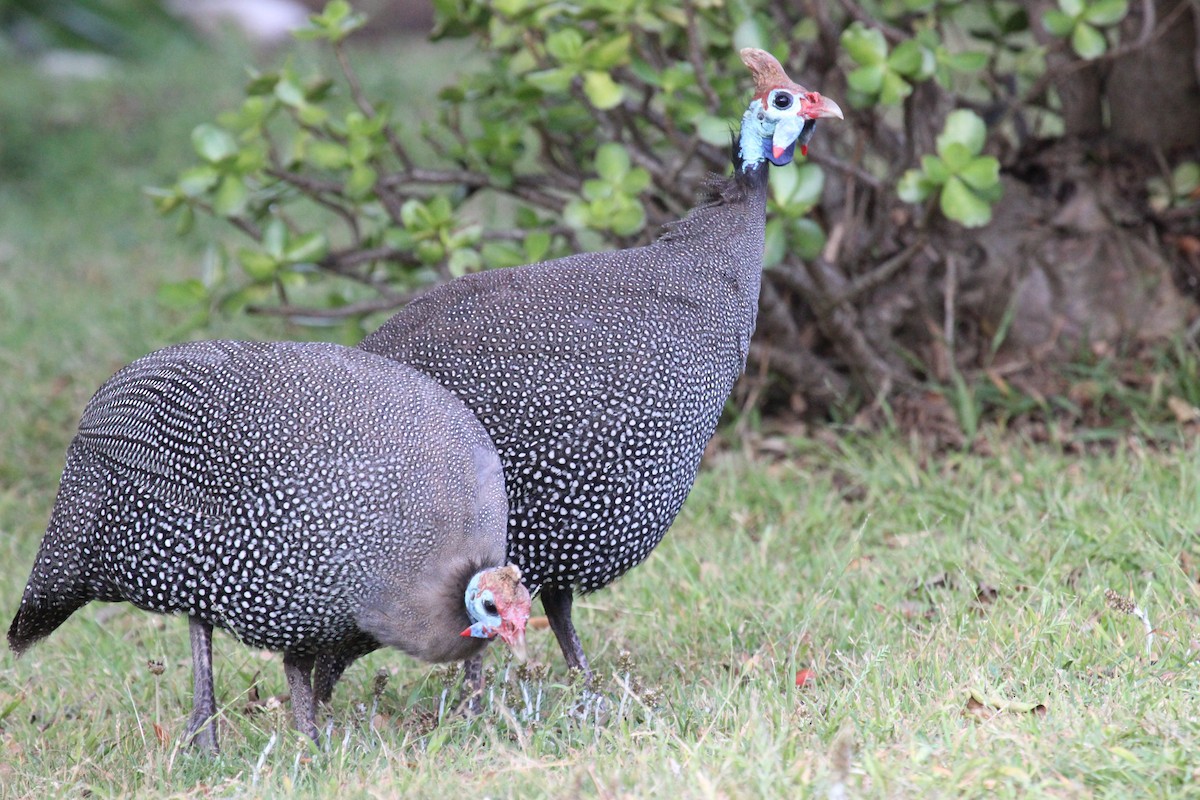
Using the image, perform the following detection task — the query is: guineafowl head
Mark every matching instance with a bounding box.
[461,564,532,662]
[738,48,843,170]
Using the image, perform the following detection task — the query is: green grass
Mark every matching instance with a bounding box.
[3,31,1200,800]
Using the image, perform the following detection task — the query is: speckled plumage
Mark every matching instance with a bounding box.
[359,49,840,675]
[7,340,528,747]
[360,171,766,602]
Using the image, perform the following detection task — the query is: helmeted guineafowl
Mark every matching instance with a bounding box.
[7,340,531,751]
[357,48,841,676]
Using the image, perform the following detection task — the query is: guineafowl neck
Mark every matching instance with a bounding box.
[657,161,769,300]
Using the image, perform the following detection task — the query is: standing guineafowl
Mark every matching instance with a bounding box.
[357,49,842,676]
[7,340,531,752]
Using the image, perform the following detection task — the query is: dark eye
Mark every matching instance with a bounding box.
[772,92,793,110]
[483,599,498,616]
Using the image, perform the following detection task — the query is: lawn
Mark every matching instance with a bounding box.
[2,29,1199,800]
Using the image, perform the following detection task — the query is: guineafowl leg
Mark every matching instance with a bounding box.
[541,587,591,678]
[313,652,354,706]
[185,616,219,753]
[283,651,319,743]
[456,653,485,715]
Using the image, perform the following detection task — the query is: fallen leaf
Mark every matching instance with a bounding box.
[975,582,999,604]
[963,689,1047,720]
[795,668,816,688]
[915,572,952,591]
[1181,551,1198,582]
[738,652,762,675]
[846,555,875,572]
[528,616,550,631]
[893,600,935,620]
[1168,396,1200,424]
[883,531,930,549]
[153,722,168,746]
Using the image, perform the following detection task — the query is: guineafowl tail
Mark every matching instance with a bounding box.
[8,445,108,655]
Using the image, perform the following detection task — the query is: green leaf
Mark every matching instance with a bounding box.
[771,162,825,209]
[321,0,351,23]
[283,232,329,264]
[546,29,585,63]
[879,70,913,105]
[623,167,651,194]
[448,247,482,277]
[940,142,975,173]
[731,17,767,51]
[191,124,237,163]
[943,50,988,73]
[897,169,932,202]
[888,40,932,79]
[920,154,951,184]
[296,104,329,126]
[1173,161,1200,195]
[695,114,734,146]
[481,241,527,269]
[958,156,1001,190]
[763,218,786,268]
[244,72,280,96]
[400,199,427,230]
[583,70,624,110]
[175,205,195,235]
[157,279,207,310]
[1071,22,1107,59]
[309,141,349,169]
[263,218,288,261]
[937,109,988,156]
[416,239,445,264]
[149,188,181,214]
[524,68,575,93]
[940,176,993,227]
[1042,9,1076,36]
[792,217,827,262]
[588,34,631,69]
[274,78,306,108]
[841,22,888,66]
[1059,0,1085,18]
[345,164,377,198]
[610,202,645,236]
[383,226,415,250]
[177,165,220,198]
[847,63,885,95]
[1084,0,1127,25]
[595,143,631,182]
[239,249,279,281]
[524,230,551,262]
[213,175,248,217]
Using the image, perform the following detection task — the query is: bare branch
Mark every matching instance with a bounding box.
[248,293,417,319]
[333,40,414,171]
[683,0,722,113]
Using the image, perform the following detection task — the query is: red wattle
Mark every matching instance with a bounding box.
[772,145,785,159]
[801,145,808,157]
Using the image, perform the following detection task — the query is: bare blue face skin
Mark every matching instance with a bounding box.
[738,89,842,171]
[462,572,501,639]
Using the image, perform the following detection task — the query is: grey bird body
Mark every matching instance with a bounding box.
[359,48,841,674]
[360,174,765,599]
[8,340,528,748]
[359,169,767,672]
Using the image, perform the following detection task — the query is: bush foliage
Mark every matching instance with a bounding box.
[154,0,1199,417]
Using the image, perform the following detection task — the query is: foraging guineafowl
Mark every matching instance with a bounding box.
[7,340,531,751]
[358,49,842,675]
